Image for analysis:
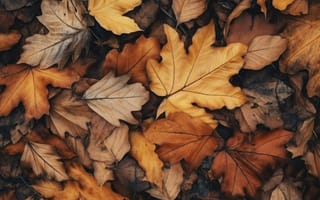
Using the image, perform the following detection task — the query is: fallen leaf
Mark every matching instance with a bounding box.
[83,72,149,126]
[172,0,207,25]
[33,164,127,200]
[147,21,247,128]
[283,0,308,16]
[210,129,292,197]
[0,65,79,120]
[280,5,320,96]
[129,0,159,29]
[270,181,302,200]
[0,30,21,51]
[10,120,33,144]
[21,141,68,181]
[88,0,142,35]
[235,77,293,132]
[18,0,90,68]
[303,143,320,178]
[145,112,219,171]
[147,164,184,200]
[102,36,160,85]
[65,135,92,167]
[47,90,92,138]
[244,35,288,70]
[130,131,163,189]
[226,12,283,45]
[257,0,267,16]
[273,0,295,11]
[0,0,35,11]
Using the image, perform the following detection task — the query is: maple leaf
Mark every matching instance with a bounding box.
[0,65,79,120]
[244,35,288,70]
[0,30,21,51]
[18,0,90,68]
[144,112,219,171]
[147,21,247,128]
[21,141,68,181]
[83,72,149,126]
[47,90,93,138]
[130,131,164,189]
[210,129,292,197]
[88,0,142,35]
[280,4,320,96]
[102,35,160,85]
[172,0,207,25]
[33,164,127,200]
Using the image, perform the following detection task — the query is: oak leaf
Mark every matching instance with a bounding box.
[88,0,142,35]
[147,21,247,128]
[0,30,21,51]
[172,0,207,25]
[210,129,292,197]
[130,131,163,189]
[18,0,90,68]
[102,36,160,85]
[280,4,320,96]
[144,112,219,171]
[33,164,127,200]
[0,65,79,120]
[147,164,184,200]
[83,72,149,126]
[244,35,288,70]
[21,141,68,181]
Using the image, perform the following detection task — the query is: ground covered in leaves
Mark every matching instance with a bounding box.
[0,0,320,199]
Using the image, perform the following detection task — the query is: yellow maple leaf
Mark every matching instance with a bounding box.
[88,0,142,35]
[147,21,247,128]
[0,65,79,120]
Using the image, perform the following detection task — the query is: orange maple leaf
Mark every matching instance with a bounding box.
[210,129,292,198]
[0,65,79,119]
[144,112,219,171]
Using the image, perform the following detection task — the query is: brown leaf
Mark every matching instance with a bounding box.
[210,129,292,197]
[283,0,308,16]
[227,12,283,45]
[0,65,79,120]
[0,30,21,51]
[172,0,208,24]
[65,135,92,167]
[270,181,302,200]
[21,141,68,181]
[303,143,320,178]
[33,164,127,200]
[280,3,320,96]
[102,36,160,85]
[144,112,219,171]
[130,0,159,29]
[130,131,164,189]
[244,35,288,70]
[0,191,16,200]
[147,164,184,200]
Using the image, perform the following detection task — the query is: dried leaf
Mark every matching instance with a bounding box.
[147,21,247,128]
[284,0,308,16]
[147,164,184,200]
[273,0,295,11]
[18,0,90,68]
[210,129,292,197]
[244,35,288,70]
[130,131,163,189]
[83,72,149,126]
[33,164,127,200]
[47,90,92,138]
[145,112,219,171]
[172,0,207,24]
[303,143,320,178]
[88,0,142,35]
[0,30,21,51]
[280,5,320,96]
[0,65,79,120]
[21,141,68,181]
[102,36,160,85]
[270,181,302,200]
[65,135,92,167]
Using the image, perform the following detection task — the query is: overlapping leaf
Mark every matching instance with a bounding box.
[0,65,79,120]
[18,0,90,68]
[172,0,207,24]
[147,22,247,128]
[83,72,149,126]
[210,129,292,197]
[88,0,142,35]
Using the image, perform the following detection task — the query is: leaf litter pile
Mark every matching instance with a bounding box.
[1,0,320,199]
